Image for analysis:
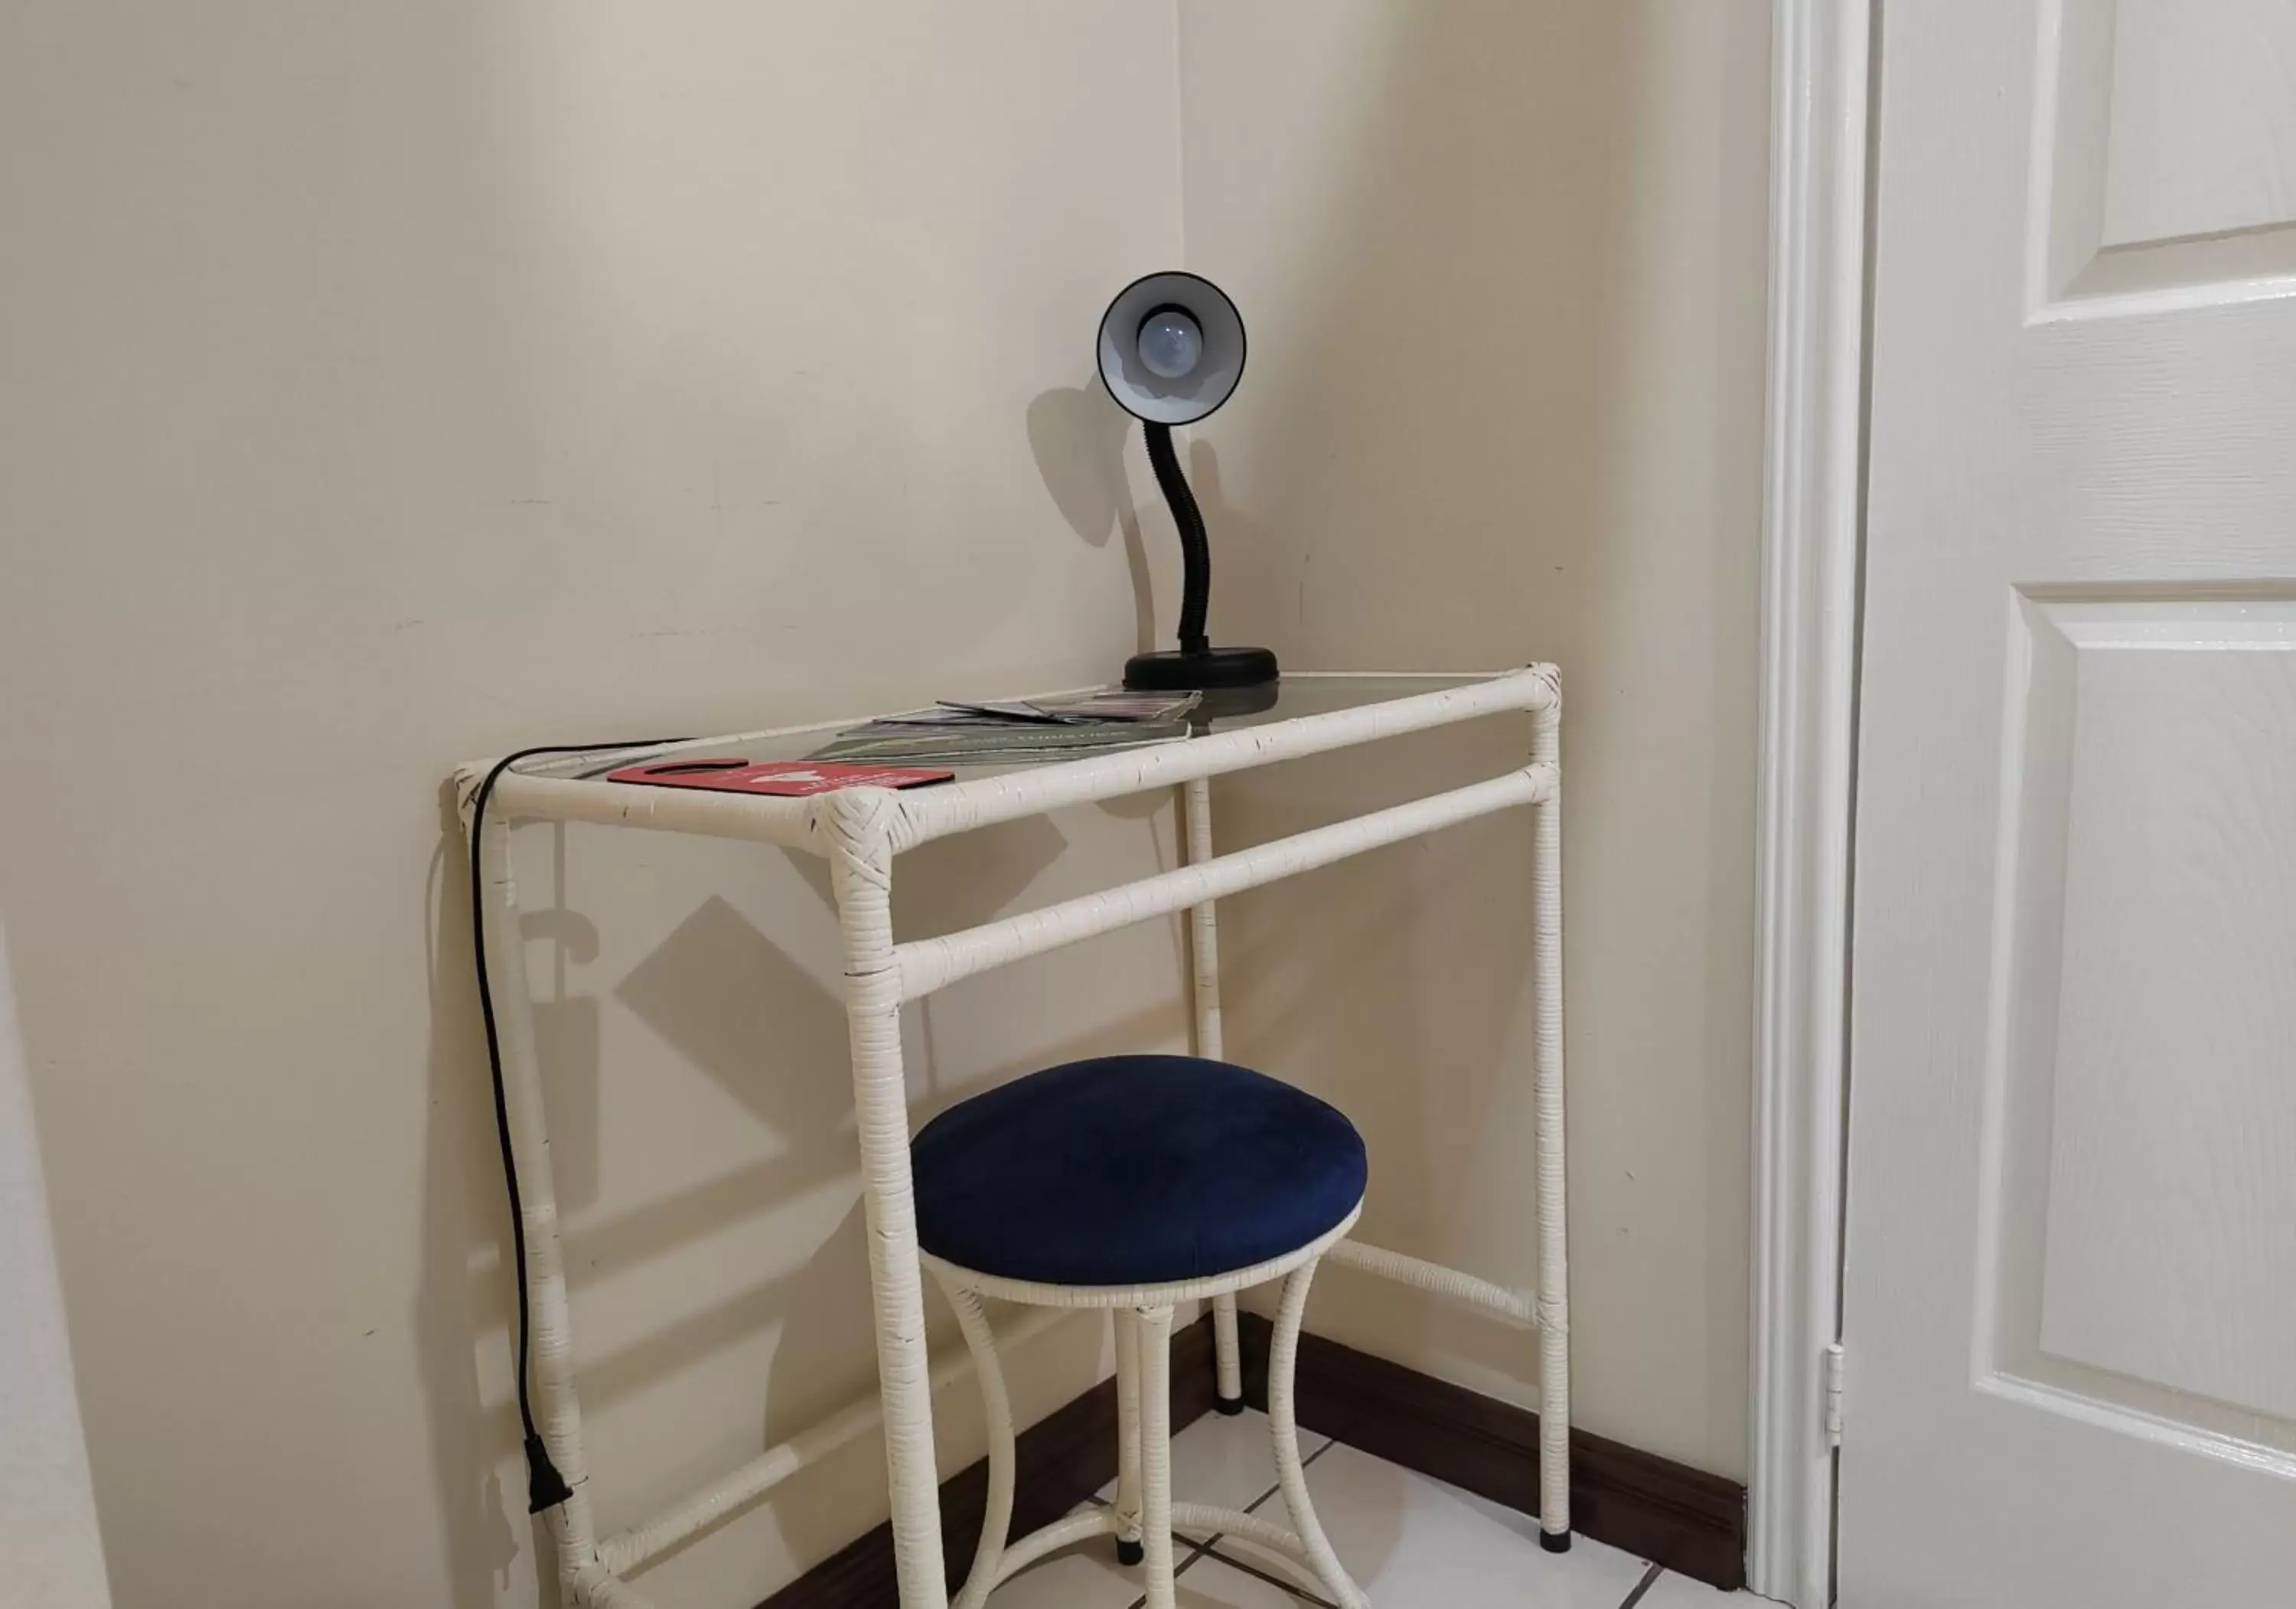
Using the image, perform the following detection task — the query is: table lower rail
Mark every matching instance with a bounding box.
[564,1245,1539,1605]
[895,764,1554,1003]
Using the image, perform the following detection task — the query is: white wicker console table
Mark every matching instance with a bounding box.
[454,666,1570,1608]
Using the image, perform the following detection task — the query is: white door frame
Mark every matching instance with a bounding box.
[1747,2,1872,1604]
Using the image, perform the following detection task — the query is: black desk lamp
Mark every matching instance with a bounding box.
[1097,271,1279,692]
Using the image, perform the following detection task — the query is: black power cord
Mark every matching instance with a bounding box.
[468,740,680,1514]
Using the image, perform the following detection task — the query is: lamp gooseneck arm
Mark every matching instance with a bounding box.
[1143,422,1212,656]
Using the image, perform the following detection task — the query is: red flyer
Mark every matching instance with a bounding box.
[605,758,955,796]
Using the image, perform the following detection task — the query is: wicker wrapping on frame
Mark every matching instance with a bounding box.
[458,667,1569,1607]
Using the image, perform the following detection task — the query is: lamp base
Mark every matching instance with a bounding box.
[1124,645,1279,691]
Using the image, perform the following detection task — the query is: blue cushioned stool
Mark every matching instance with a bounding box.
[912,1054,1372,1609]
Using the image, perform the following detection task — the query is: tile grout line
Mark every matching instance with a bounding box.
[1187,1436,1344,1607]
[1100,1445,1221,1607]
[1122,1532,1215,1609]
[1616,1561,1667,1609]
[1091,1489,1210,1609]
[1202,1544,1339,1609]
[1117,1420,1694,1609]
[1101,1421,1348,1607]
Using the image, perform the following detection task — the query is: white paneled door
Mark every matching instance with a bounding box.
[1843,1,2296,1604]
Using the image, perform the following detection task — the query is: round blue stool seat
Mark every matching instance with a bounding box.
[912,1054,1368,1289]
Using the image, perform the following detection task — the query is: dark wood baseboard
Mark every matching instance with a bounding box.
[758,1315,1216,1608]
[762,1309,1745,1603]
[1235,1312,1746,1591]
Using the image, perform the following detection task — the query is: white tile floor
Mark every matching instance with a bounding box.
[987,1408,1767,1607]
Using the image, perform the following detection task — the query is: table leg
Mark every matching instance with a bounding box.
[826,795,950,1609]
[1114,1310,1146,1564]
[1531,687,1572,1548]
[476,818,602,1591]
[1181,778,1245,1414]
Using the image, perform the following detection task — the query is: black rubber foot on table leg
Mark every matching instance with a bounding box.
[1116,1539,1145,1567]
[1215,1393,1246,1418]
[1539,1529,1572,1554]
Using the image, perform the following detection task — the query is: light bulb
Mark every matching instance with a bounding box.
[1136,309,1203,380]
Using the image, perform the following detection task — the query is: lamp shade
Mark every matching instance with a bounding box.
[1096,271,1247,426]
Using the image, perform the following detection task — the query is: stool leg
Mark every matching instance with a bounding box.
[1270,1261,1370,1609]
[1212,1293,1246,1414]
[1136,1304,1179,1609]
[937,1278,1013,1609]
[1114,1309,1146,1566]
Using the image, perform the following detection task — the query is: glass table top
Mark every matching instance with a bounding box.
[510,673,1522,785]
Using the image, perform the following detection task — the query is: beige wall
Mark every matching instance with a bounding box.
[0,5,1192,1606]
[0,2,1769,1604]
[1177,0,1771,1478]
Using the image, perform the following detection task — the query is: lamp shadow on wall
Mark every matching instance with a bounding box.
[1027,380,1159,654]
